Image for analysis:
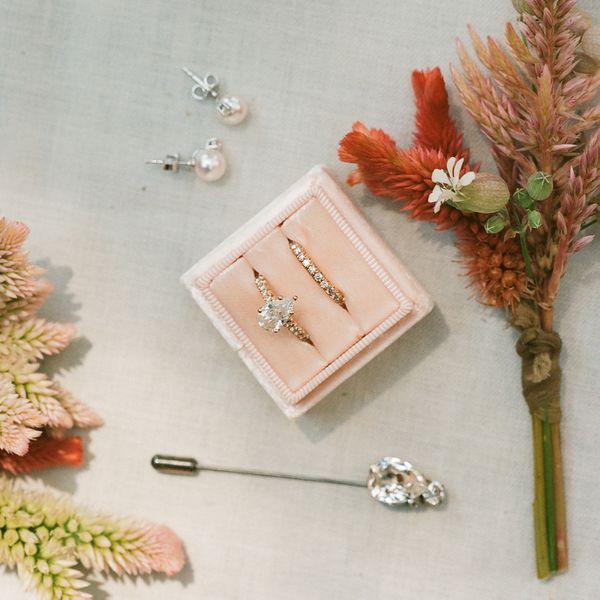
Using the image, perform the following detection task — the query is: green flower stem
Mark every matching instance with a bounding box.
[539,309,568,575]
[511,206,535,281]
[511,201,559,577]
[532,416,551,579]
[530,308,567,578]
[542,420,558,573]
[551,423,568,571]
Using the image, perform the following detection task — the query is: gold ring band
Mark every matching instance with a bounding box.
[288,241,346,307]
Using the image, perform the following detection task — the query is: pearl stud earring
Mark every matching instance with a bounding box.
[145,138,227,182]
[182,67,248,126]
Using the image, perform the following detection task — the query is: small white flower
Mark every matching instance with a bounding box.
[428,157,476,213]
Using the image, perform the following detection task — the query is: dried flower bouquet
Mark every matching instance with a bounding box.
[339,0,599,579]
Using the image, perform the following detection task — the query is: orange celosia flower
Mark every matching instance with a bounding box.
[339,127,466,229]
[0,435,83,474]
[338,67,527,310]
[455,218,529,308]
[339,67,474,230]
[411,68,466,156]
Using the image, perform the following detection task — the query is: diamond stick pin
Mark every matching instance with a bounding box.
[151,455,445,507]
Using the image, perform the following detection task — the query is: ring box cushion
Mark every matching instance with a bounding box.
[182,166,433,417]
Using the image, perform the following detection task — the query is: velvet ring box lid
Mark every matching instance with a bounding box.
[182,166,433,418]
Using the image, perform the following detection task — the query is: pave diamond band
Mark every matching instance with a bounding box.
[255,274,312,344]
[288,241,346,307]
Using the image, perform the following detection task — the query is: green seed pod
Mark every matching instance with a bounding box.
[484,214,508,234]
[513,187,534,209]
[526,172,553,201]
[457,173,510,214]
[527,209,543,229]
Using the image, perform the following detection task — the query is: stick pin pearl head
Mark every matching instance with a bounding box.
[182,67,248,126]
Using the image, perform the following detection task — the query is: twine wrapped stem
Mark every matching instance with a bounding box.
[514,302,567,577]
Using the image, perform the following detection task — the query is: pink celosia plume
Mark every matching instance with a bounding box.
[0,216,102,469]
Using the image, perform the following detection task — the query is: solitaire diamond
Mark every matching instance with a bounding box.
[258,297,295,333]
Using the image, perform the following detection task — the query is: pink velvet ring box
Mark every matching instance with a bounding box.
[182,166,433,418]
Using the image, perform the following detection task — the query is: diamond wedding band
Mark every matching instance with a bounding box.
[255,273,312,344]
[288,241,346,307]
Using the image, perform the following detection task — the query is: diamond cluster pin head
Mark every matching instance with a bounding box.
[367,458,446,507]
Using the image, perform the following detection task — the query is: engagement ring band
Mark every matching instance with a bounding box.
[255,273,312,344]
[288,240,346,307]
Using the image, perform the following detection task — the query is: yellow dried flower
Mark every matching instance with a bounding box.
[0,477,184,599]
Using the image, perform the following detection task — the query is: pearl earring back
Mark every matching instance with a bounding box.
[181,67,248,126]
[145,138,227,182]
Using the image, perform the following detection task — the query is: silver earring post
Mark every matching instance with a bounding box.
[145,154,193,173]
[182,66,248,125]
[181,67,220,101]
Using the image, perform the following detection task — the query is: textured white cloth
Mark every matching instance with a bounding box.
[1,1,599,598]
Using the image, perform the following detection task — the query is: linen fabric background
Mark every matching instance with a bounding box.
[1,1,599,598]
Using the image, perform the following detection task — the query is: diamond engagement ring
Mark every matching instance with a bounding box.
[367,458,445,507]
[255,273,312,344]
[288,240,346,307]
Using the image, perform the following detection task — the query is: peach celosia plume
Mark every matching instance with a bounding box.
[451,0,600,305]
[0,217,102,468]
